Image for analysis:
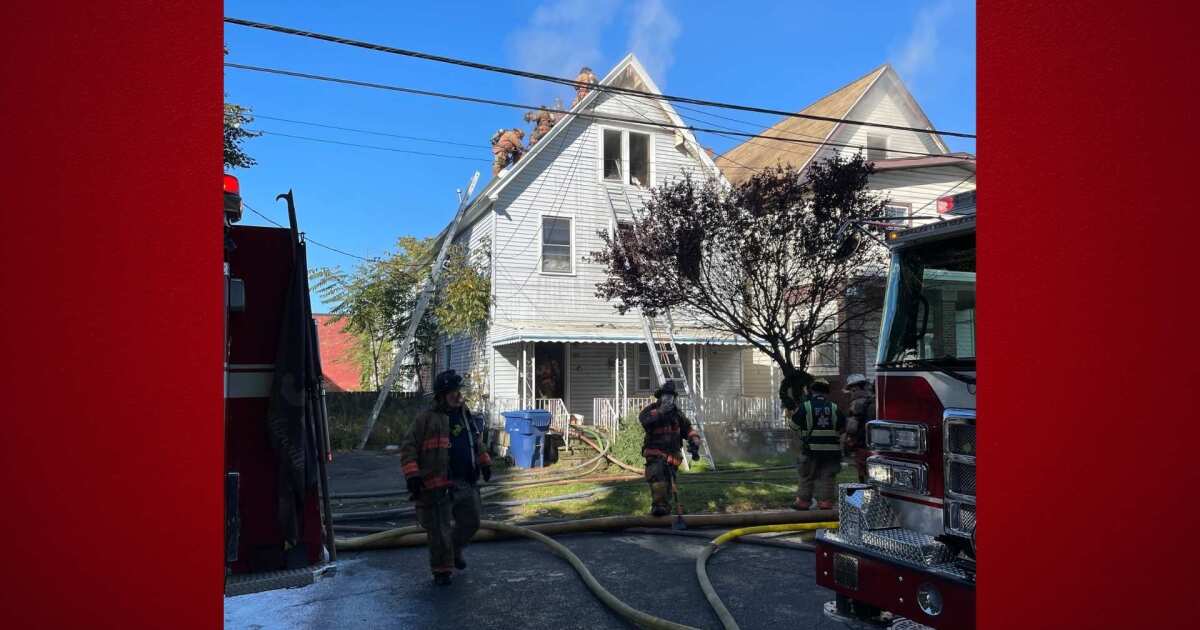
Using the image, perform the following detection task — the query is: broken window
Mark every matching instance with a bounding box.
[541,216,573,273]
[603,129,622,181]
[628,131,650,187]
[867,134,889,161]
[601,128,652,186]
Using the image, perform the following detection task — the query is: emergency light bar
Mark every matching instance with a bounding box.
[224,173,243,223]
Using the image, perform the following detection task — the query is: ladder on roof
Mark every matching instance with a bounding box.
[604,166,716,470]
[356,171,480,450]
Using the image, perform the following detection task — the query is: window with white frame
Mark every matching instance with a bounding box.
[601,127,652,187]
[808,324,840,369]
[541,216,573,273]
[877,203,911,230]
[867,134,889,161]
[637,346,653,392]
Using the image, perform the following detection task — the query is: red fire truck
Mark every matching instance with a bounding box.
[816,191,977,629]
[223,174,336,596]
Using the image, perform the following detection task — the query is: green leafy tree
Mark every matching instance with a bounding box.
[223,46,260,169]
[313,235,492,393]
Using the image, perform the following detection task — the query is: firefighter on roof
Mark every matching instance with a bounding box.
[571,66,598,108]
[638,380,702,517]
[400,369,492,585]
[842,374,875,483]
[791,378,846,510]
[490,128,526,176]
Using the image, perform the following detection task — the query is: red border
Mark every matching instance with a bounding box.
[0,2,221,627]
[982,2,1200,629]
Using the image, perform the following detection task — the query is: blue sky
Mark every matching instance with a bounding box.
[223,0,976,312]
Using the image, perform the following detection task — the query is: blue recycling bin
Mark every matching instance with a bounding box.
[503,410,553,469]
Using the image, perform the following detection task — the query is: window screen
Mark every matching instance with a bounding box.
[541,216,572,273]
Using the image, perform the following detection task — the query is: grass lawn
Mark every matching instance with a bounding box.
[490,457,862,520]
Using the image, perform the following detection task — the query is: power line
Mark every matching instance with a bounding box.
[242,201,382,262]
[224,16,976,139]
[250,128,488,162]
[226,62,970,161]
[251,113,490,149]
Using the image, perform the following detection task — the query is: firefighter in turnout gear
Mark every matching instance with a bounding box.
[571,66,598,108]
[490,128,526,176]
[638,381,702,517]
[842,374,875,483]
[399,369,492,585]
[791,379,846,510]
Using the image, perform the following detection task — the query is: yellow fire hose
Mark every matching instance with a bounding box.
[696,522,840,630]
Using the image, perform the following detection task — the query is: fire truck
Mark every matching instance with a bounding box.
[223,174,336,596]
[816,190,977,629]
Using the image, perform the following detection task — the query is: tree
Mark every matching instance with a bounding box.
[312,235,492,393]
[223,46,260,169]
[591,154,889,390]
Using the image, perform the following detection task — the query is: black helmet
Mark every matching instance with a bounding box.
[433,370,463,395]
[809,379,831,395]
[654,380,678,398]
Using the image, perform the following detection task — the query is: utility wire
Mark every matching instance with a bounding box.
[252,113,491,149]
[250,128,488,162]
[224,16,976,139]
[243,201,383,262]
[226,62,970,161]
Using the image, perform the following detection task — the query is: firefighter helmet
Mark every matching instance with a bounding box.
[433,369,463,395]
[809,379,831,394]
[844,373,869,391]
[653,380,678,399]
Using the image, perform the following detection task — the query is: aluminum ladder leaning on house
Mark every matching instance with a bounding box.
[605,163,717,470]
[356,171,480,450]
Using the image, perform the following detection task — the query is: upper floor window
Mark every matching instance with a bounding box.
[541,215,573,274]
[867,134,889,161]
[601,127,652,187]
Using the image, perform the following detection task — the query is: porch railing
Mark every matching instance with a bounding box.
[591,396,786,432]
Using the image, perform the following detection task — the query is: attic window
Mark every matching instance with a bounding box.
[867,134,889,161]
[601,127,653,187]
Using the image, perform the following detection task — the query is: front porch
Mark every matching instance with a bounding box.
[486,332,785,436]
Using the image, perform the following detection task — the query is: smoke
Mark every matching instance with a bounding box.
[894,0,957,83]
[625,0,681,88]
[508,0,622,103]
[508,0,683,103]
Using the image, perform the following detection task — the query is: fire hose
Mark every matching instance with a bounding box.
[695,523,839,630]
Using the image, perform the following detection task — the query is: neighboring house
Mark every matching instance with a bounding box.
[314,314,365,393]
[717,64,976,402]
[430,54,754,430]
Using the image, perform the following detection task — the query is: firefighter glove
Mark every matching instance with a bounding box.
[406,476,423,498]
[688,442,701,461]
[481,465,492,482]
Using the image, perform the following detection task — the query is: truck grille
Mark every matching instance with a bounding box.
[947,422,976,456]
[944,410,976,539]
[947,460,976,496]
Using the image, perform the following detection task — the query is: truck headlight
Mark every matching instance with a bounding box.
[917,583,943,616]
[866,421,927,454]
[865,457,928,494]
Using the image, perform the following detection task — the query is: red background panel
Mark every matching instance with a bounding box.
[981,2,1200,629]
[0,2,221,628]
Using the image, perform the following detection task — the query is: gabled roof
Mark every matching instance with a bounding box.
[714,64,950,185]
[431,53,725,250]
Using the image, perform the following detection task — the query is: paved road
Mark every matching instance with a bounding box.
[225,530,843,630]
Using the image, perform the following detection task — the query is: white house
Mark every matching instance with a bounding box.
[431,58,972,430]
[430,54,752,432]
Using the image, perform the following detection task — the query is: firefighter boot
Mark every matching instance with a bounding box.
[817,500,836,510]
[454,549,466,570]
[793,497,812,510]
[650,482,671,517]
